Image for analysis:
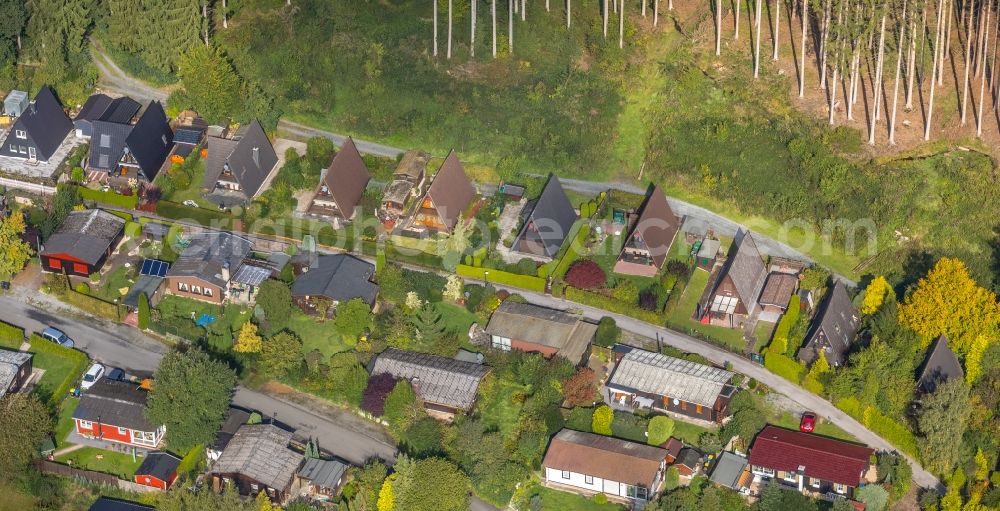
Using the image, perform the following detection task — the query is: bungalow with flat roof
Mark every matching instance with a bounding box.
[916,335,964,393]
[370,348,489,419]
[40,209,126,276]
[484,301,597,366]
[291,254,378,317]
[0,349,33,399]
[797,282,859,367]
[511,174,577,260]
[0,85,73,162]
[203,120,278,204]
[308,137,371,221]
[209,423,304,504]
[380,150,429,219]
[410,150,475,234]
[698,231,767,328]
[542,429,669,504]
[606,346,738,423]
[614,186,680,277]
[163,231,253,304]
[748,425,874,499]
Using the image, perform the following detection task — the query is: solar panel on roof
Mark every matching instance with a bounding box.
[140,259,170,277]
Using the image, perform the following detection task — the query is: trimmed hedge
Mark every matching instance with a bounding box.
[763,349,806,383]
[64,291,120,321]
[837,397,919,458]
[456,264,546,292]
[554,223,590,278]
[564,287,666,324]
[29,334,90,407]
[77,187,139,209]
[156,200,234,229]
[0,320,25,348]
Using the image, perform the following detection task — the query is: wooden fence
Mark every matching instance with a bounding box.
[32,459,158,493]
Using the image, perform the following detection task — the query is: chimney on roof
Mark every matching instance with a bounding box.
[252,147,260,168]
[222,261,230,282]
[28,100,36,115]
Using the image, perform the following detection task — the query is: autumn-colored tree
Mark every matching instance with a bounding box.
[561,368,598,407]
[565,259,607,289]
[255,491,272,511]
[898,258,1000,354]
[861,276,893,315]
[377,476,395,511]
[965,335,989,384]
[974,448,989,481]
[592,405,613,435]
[234,322,262,353]
[0,213,32,277]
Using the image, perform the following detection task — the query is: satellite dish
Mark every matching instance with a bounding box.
[673,398,680,406]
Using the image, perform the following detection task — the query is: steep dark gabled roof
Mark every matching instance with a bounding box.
[710,230,767,313]
[423,150,476,231]
[202,120,278,198]
[89,498,155,511]
[12,85,73,161]
[798,282,860,366]
[75,94,113,122]
[320,137,371,216]
[124,101,173,180]
[620,185,680,269]
[89,120,133,171]
[513,174,577,258]
[916,336,964,392]
[99,97,142,123]
[290,254,378,306]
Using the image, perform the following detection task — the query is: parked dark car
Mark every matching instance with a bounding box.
[106,367,126,381]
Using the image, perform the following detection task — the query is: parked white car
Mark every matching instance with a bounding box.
[81,363,106,390]
[182,200,198,207]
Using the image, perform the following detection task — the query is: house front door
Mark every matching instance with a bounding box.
[27,146,35,160]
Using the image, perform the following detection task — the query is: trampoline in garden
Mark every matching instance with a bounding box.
[195,314,217,327]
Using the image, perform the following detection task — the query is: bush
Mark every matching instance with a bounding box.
[565,407,594,431]
[77,186,140,209]
[74,282,90,294]
[665,260,690,278]
[64,290,119,320]
[553,223,590,278]
[0,320,25,348]
[664,466,680,491]
[361,373,397,417]
[595,317,621,348]
[591,405,613,435]
[593,494,608,505]
[611,280,638,303]
[770,295,801,354]
[639,288,659,311]
[71,167,84,182]
[647,416,675,446]
[564,260,606,289]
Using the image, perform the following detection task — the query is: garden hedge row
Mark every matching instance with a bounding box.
[763,349,806,383]
[553,223,590,279]
[156,201,234,229]
[64,291,120,321]
[29,334,90,407]
[837,397,920,458]
[456,265,546,292]
[0,320,25,348]
[564,287,666,324]
[77,187,139,209]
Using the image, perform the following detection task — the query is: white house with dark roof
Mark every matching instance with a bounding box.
[370,348,490,419]
[290,253,378,318]
[0,86,73,162]
[606,346,738,423]
[203,120,278,205]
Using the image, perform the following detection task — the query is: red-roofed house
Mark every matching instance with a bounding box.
[747,425,874,499]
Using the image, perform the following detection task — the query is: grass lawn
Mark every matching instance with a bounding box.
[54,398,81,445]
[158,159,215,209]
[434,302,478,335]
[523,484,625,511]
[480,380,530,438]
[671,419,717,446]
[92,265,133,303]
[155,295,251,349]
[286,312,351,358]
[666,269,746,351]
[55,447,144,479]
[771,411,857,443]
[31,347,82,404]
[752,321,776,353]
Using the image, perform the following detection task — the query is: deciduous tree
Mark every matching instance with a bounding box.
[647,415,675,446]
[234,322,262,353]
[176,44,242,124]
[861,276,893,315]
[334,298,374,339]
[916,378,971,474]
[260,331,303,378]
[592,404,613,435]
[561,367,598,406]
[0,213,32,277]
[146,348,237,452]
[898,258,1000,355]
[0,393,50,480]
[256,280,292,333]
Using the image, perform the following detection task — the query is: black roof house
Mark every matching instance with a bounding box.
[512,174,577,259]
[203,120,278,200]
[89,101,173,181]
[291,253,378,306]
[1,85,73,162]
[135,451,181,483]
[73,379,156,432]
[88,497,155,511]
[797,282,860,367]
[916,335,965,392]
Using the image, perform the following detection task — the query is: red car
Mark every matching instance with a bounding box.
[800,412,817,433]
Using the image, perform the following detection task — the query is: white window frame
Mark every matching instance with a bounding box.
[810,477,821,488]
[178,282,189,292]
[834,483,847,494]
[782,471,798,483]
[192,285,201,294]
[757,467,775,477]
[80,420,93,429]
[15,129,26,139]
[118,426,127,435]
